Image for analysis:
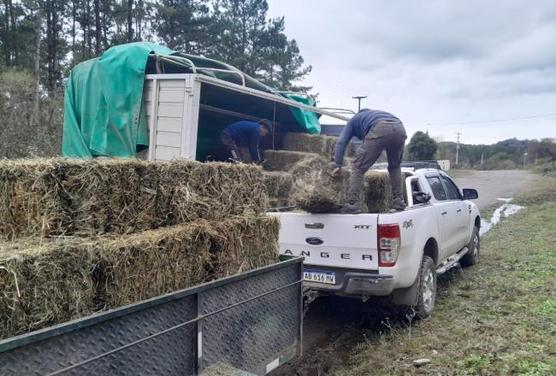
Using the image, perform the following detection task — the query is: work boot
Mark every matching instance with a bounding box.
[391,197,406,212]
[340,203,363,214]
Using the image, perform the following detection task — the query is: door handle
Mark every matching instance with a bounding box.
[441,211,447,215]
[456,209,462,213]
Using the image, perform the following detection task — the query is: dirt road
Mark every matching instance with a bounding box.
[273,169,541,376]
[451,169,541,211]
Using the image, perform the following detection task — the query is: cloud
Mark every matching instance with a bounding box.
[484,24,556,74]
[268,0,556,144]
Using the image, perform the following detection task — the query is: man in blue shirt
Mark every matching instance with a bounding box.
[332,109,407,213]
[220,119,272,164]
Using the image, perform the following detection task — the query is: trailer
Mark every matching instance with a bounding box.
[137,57,349,162]
[0,258,303,376]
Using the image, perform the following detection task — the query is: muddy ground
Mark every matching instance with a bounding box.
[451,170,542,211]
[272,169,542,376]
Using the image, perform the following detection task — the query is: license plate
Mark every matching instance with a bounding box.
[304,269,336,285]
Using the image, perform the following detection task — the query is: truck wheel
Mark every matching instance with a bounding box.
[414,256,436,319]
[461,226,480,267]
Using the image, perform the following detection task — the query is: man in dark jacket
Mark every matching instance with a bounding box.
[332,109,407,213]
[220,119,272,164]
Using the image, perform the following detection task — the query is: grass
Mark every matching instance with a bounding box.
[513,176,556,206]
[332,181,556,376]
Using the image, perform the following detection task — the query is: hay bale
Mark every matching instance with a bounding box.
[0,238,97,339]
[364,171,393,213]
[365,171,412,213]
[289,156,353,213]
[283,132,337,158]
[0,159,268,240]
[95,222,213,309]
[207,216,280,278]
[262,171,293,207]
[63,159,161,236]
[157,160,267,225]
[282,132,356,158]
[0,159,71,240]
[0,158,164,239]
[262,150,318,172]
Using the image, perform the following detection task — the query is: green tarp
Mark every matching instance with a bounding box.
[62,42,321,158]
[62,42,175,158]
[282,93,321,134]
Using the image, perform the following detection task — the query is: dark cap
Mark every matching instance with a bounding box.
[258,119,273,132]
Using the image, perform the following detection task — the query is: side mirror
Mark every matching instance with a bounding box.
[462,188,478,200]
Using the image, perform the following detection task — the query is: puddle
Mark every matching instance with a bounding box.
[480,198,524,236]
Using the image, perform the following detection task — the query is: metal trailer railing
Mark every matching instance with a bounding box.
[0,258,304,376]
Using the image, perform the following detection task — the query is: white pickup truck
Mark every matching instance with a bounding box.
[273,167,481,318]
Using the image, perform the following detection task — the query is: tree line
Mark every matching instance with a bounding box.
[0,0,311,95]
[406,132,555,173]
[0,0,312,158]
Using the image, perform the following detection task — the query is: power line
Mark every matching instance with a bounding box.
[426,111,556,126]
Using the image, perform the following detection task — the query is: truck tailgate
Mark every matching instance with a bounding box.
[274,213,379,271]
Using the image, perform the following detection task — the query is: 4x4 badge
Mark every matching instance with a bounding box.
[403,219,414,229]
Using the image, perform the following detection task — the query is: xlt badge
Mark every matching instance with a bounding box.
[354,225,371,230]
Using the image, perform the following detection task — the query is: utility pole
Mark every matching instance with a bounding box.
[455,132,461,166]
[352,96,367,112]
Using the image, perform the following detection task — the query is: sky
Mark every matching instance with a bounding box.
[267,0,556,144]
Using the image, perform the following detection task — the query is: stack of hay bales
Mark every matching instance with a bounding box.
[262,133,408,213]
[0,158,279,339]
[0,159,267,240]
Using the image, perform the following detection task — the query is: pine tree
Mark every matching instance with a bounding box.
[152,0,210,54]
[209,0,311,91]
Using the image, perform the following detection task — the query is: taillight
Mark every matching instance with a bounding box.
[378,224,401,267]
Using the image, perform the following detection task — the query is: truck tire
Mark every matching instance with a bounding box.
[461,226,480,267]
[414,256,436,319]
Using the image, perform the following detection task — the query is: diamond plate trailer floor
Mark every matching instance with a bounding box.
[0,258,303,376]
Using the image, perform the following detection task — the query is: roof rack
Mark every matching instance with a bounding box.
[400,161,442,170]
[147,53,350,122]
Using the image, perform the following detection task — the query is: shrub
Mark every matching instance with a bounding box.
[0,69,62,158]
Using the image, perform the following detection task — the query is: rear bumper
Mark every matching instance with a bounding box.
[304,267,395,297]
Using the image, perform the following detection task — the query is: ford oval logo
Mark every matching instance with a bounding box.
[306,237,323,245]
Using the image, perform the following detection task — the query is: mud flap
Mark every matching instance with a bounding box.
[391,274,420,306]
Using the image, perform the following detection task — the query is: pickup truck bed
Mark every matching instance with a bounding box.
[273,168,481,317]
